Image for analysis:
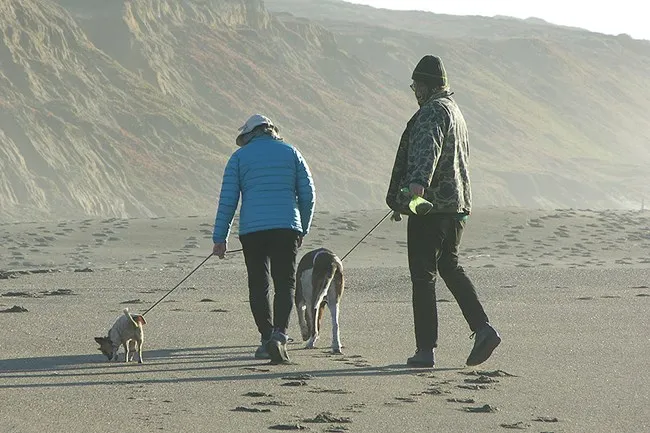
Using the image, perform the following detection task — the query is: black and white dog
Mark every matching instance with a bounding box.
[95,309,146,363]
[295,248,345,354]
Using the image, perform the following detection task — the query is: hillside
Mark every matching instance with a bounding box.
[0,0,649,222]
[267,0,650,208]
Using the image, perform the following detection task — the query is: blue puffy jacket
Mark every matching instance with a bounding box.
[212,135,315,243]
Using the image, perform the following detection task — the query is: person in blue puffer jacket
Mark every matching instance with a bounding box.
[212,114,315,364]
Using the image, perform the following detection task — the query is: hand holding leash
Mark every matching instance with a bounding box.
[212,242,227,259]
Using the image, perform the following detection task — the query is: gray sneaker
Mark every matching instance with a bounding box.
[466,323,501,366]
[255,339,271,359]
[406,349,434,368]
[267,332,290,365]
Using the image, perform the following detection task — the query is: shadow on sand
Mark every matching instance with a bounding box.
[0,344,462,389]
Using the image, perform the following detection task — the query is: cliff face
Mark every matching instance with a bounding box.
[1,0,649,222]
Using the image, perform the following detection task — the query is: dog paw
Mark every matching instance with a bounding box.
[331,348,343,355]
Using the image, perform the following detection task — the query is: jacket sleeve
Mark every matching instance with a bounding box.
[294,149,315,236]
[386,132,408,212]
[212,153,240,244]
[407,105,446,188]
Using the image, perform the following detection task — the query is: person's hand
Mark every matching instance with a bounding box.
[297,235,303,248]
[409,183,425,197]
[212,242,227,259]
[390,211,402,222]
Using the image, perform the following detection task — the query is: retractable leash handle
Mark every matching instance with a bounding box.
[400,187,433,216]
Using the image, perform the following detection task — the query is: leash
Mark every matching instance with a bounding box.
[141,248,240,317]
[340,210,392,261]
[141,210,392,316]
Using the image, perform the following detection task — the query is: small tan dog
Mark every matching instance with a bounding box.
[295,248,345,353]
[95,308,146,363]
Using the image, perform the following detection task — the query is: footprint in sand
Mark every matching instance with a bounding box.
[447,398,475,404]
[242,367,271,373]
[418,387,450,396]
[463,404,498,413]
[254,400,292,407]
[391,396,418,404]
[457,384,490,391]
[533,416,559,423]
[2,291,39,298]
[302,412,352,424]
[0,305,29,313]
[466,369,517,378]
[268,424,308,431]
[500,421,531,429]
[42,289,75,296]
[243,391,273,398]
[232,406,271,413]
[331,354,370,367]
[308,387,351,395]
[463,376,499,385]
[281,381,309,387]
[120,299,145,304]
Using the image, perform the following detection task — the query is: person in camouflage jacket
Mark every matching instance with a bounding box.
[386,55,501,369]
[386,84,470,216]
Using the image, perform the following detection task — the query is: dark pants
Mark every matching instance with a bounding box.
[240,229,300,341]
[407,213,489,350]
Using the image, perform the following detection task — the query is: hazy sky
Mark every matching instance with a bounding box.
[345,1,649,40]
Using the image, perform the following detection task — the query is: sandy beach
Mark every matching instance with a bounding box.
[1,208,649,432]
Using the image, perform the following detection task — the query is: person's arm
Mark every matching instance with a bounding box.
[407,106,447,189]
[295,149,315,236]
[212,154,240,244]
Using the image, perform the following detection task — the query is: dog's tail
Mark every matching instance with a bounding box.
[314,252,341,294]
[123,308,146,327]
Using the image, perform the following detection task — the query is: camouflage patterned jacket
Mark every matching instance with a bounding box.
[386,89,472,215]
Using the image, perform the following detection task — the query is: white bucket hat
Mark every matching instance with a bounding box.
[237,114,274,136]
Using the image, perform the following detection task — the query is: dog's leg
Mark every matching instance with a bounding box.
[123,341,130,363]
[137,337,144,364]
[328,299,342,354]
[306,302,320,349]
[329,271,344,354]
[317,300,326,341]
[296,268,312,342]
[296,302,310,341]
[129,341,137,362]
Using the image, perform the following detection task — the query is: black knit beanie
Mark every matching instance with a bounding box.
[412,55,448,88]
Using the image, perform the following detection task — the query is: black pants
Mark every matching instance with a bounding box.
[407,213,489,350]
[240,229,300,341]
